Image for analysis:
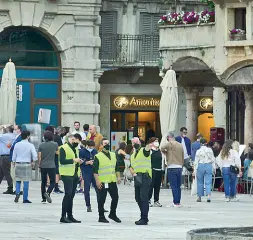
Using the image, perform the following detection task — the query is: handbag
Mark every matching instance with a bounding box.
[184,160,193,173]
[230,165,239,174]
[191,178,197,196]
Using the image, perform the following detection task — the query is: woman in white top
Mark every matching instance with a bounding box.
[193,138,215,202]
[218,140,242,202]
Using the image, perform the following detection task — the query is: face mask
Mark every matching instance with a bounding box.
[104,144,110,151]
[87,148,93,152]
[134,143,140,149]
[182,134,186,138]
[72,142,79,148]
[154,142,159,147]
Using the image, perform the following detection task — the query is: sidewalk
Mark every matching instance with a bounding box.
[0,181,252,240]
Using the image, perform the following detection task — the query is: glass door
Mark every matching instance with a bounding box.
[125,112,138,138]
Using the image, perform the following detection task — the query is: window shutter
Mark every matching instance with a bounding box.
[99,11,117,62]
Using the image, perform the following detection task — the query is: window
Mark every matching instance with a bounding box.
[235,8,246,32]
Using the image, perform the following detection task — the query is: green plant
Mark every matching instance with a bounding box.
[200,0,215,11]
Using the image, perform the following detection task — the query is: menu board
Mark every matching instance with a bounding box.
[111,131,127,152]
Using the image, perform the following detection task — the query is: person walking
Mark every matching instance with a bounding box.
[12,131,38,203]
[38,131,58,203]
[0,125,15,194]
[193,138,215,203]
[130,137,152,225]
[148,137,163,207]
[161,132,184,208]
[93,138,121,223]
[59,134,82,223]
[191,133,202,161]
[217,140,242,202]
[79,140,99,212]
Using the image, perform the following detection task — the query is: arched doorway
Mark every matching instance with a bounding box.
[0,26,61,126]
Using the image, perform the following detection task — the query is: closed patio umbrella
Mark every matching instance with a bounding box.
[0,59,17,125]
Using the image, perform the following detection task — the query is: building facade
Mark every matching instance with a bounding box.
[0,0,101,127]
[159,0,253,145]
[98,0,215,143]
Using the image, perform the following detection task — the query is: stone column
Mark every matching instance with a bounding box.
[183,87,203,141]
[243,86,253,145]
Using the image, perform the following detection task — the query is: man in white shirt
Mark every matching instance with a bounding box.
[72,121,86,140]
[12,131,38,203]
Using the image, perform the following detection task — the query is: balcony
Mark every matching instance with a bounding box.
[100,34,159,68]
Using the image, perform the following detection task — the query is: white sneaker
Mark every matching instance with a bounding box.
[230,197,239,202]
[154,201,162,207]
[149,201,153,207]
[175,204,182,208]
[225,198,230,202]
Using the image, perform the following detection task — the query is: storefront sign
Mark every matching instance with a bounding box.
[111,95,160,110]
[199,97,213,111]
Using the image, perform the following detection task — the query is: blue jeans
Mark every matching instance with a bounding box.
[197,163,213,197]
[81,168,99,207]
[167,168,182,204]
[16,181,29,201]
[222,167,237,198]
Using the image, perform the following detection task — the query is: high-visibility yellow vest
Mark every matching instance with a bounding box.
[96,151,117,183]
[59,144,80,176]
[131,148,152,177]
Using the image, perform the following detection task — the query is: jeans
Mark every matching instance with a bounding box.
[197,163,213,197]
[149,169,162,202]
[98,182,119,218]
[81,168,99,207]
[168,168,182,204]
[41,168,56,200]
[61,175,79,217]
[16,181,29,201]
[222,167,237,198]
[135,173,151,221]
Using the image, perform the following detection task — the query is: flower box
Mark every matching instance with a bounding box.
[229,34,246,41]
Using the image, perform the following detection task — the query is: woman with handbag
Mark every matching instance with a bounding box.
[218,140,242,202]
[193,138,215,203]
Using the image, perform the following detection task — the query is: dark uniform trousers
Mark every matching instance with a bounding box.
[98,182,119,217]
[0,155,13,190]
[135,173,151,221]
[61,175,79,217]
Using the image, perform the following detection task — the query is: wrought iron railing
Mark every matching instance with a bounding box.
[100,34,159,67]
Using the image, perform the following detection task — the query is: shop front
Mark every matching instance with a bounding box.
[110,95,161,150]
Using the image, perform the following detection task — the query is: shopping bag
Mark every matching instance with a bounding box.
[191,178,197,196]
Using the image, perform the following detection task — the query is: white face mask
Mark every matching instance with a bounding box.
[154,142,159,147]
[87,148,93,152]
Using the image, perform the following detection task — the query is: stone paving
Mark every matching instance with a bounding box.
[0,181,253,240]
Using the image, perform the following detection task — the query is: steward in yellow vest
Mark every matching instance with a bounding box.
[130,137,152,226]
[93,138,121,223]
[58,134,82,224]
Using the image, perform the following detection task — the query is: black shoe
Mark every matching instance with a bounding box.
[87,206,92,212]
[60,217,72,223]
[14,193,21,203]
[68,216,81,223]
[44,193,52,203]
[41,199,46,203]
[23,200,32,204]
[99,217,109,223]
[3,189,14,195]
[207,198,211,203]
[135,219,148,225]
[20,191,23,195]
[108,214,121,223]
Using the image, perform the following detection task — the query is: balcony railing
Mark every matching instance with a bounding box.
[100,34,159,67]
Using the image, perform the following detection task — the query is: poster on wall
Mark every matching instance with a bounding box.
[111,131,127,152]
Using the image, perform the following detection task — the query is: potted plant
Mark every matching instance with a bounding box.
[229,29,246,41]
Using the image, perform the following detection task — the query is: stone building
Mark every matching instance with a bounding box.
[0,0,101,127]
[159,0,253,145]
[98,0,215,144]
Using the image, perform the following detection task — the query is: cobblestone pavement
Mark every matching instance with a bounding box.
[0,181,252,240]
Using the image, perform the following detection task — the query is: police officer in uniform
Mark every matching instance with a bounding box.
[130,137,152,225]
[59,134,82,223]
[93,138,121,223]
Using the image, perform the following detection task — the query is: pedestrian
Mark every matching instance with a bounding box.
[217,140,242,202]
[12,130,38,203]
[87,125,103,151]
[148,137,163,207]
[38,131,58,203]
[59,134,82,223]
[232,140,240,201]
[191,133,202,161]
[93,138,121,223]
[0,125,15,194]
[79,140,98,212]
[161,132,184,208]
[130,137,152,225]
[72,121,86,140]
[193,138,215,203]
[115,142,127,173]
[83,124,89,138]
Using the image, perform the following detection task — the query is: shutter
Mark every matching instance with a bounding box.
[152,14,161,61]
[99,11,117,62]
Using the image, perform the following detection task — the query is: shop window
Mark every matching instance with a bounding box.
[0,27,59,67]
